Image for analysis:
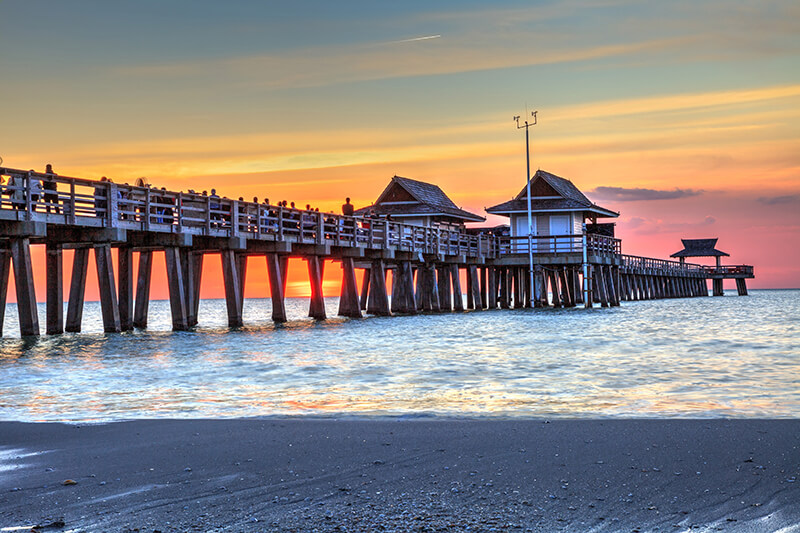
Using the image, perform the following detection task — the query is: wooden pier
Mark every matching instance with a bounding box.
[0,166,754,337]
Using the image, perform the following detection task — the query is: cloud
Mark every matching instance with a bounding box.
[621,215,716,235]
[757,194,800,205]
[590,186,703,201]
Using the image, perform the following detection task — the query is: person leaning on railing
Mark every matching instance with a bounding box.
[43,164,60,214]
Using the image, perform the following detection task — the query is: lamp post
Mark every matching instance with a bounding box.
[514,111,537,306]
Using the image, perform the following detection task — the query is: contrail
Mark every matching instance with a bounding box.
[390,35,441,44]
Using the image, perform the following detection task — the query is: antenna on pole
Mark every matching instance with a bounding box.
[514,110,538,306]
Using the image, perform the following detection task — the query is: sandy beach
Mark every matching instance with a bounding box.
[1,419,798,532]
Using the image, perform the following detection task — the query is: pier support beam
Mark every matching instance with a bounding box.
[534,267,547,308]
[182,250,203,327]
[46,243,64,335]
[164,247,189,331]
[559,267,574,308]
[480,267,488,310]
[468,265,482,310]
[486,267,497,309]
[596,266,609,308]
[65,248,90,333]
[338,257,362,318]
[133,250,152,329]
[390,261,416,314]
[11,239,39,336]
[266,253,287,323]
[367,260,391,316]
[360,268,370,311]
[117,247,133,331]
[712,278,724,296]
[220,250,243,327]
[307,256,326,320]
[95,244,121,333]
[0,249,9,337]
[549,269,562,308]
[451,264,464,312]
[513,268,524,309]
[736,278,748,296]
[237,255,248,318]
[437,266,452,311]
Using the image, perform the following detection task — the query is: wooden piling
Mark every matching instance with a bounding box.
[450,264,464,312]
[607,266,620,307]
[736,278,748,296]
[237,254,248,317]
[133,250,152,329]
[400,261,417,314]
[468,265,482,310]
[513,267,524,309]
[437,266,452,311]
[338,257,362,318]
[182,250,203,327]
[559,267,574,308]
[0,248,11,337]
[65,247,90,332]
[486,267,497,309]
[266,253,287,322]
[534,267,547,308]
[46,243,64,335]
[117,246,133,331]
[499,268,510,309]
[466,266,474,310]
[480,267,488,309]
[10,239,39,336]
[220,250,243,327]
[549,269,562,308]
[164,247,189,331]
[713,278,724,296]
[596,266,609,307]
[94,244,121,333]
[367,260,391,316]
[307,256,326,320]
[360,268,370,311]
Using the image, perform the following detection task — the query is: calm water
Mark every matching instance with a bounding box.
[1,290,798,422]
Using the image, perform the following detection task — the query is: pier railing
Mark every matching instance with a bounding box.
[620,254,705,274]
[700,265,754,276]
[492,233,621,256]
[0,167,487,258]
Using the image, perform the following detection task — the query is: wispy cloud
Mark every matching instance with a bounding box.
[622,215,717,235]
[757,194,800,205]
[590,186,703,202]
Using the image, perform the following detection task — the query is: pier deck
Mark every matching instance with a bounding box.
[1,167,753,336]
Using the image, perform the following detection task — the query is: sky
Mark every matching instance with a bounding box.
[1,0,799,303]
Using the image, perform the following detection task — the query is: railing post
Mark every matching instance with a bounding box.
[231,200,240,237]
[145,188,151,231]
[277,207,284,240]
[25,172,33,220]
[177,193,184,230]
[69,181,76,224]
[317,212,325,245]
[107,183,118,227]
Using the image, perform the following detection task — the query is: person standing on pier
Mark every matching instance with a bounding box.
[43,164,59,214]
[342,197,354,216]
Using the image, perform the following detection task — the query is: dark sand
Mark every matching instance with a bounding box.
[1,419,798,532]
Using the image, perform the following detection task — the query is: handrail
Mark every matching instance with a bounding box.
[0,167,486,257]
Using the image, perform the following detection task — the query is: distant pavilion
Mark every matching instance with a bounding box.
[354,175,484,230]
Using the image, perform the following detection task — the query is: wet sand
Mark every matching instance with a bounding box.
[1,419,798,532]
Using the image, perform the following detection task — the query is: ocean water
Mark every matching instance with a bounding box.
[1,290,798,422]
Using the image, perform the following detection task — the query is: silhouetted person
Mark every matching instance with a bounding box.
[342,197,354,216]
[43,164,59,214]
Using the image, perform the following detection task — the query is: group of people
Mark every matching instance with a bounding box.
[1,164,60,212]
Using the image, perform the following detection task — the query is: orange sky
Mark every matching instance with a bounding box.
[1,1,799,305]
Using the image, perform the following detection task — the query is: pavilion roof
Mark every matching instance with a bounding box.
[670,238,730,258]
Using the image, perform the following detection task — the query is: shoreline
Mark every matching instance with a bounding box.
[2,418,798,532]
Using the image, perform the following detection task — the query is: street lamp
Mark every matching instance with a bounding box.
[514,111,537,305]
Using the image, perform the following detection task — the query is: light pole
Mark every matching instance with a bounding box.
[514,111,537,306]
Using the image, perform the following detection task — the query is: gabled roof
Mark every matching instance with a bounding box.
[486,169,618,218]
[354,175,485,222]
[670,238,730,258]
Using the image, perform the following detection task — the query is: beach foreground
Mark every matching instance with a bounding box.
[1,419,798,532]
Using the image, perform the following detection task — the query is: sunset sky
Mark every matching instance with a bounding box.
[1,0,799,303]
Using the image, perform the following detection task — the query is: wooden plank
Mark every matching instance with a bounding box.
[164,247,189,331]
[0,249,11,337]
[307,255,326,320]
[46,243,64,334]
[65,247,90,332]
[117,247,133,331]
[133,250,153,329]
[94,244,121,333]
[337,256,362,318]
[367,260,391,316]
[266,253,287,323]
[221,250,243,327]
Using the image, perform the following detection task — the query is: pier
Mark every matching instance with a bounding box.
[0,166,754,337]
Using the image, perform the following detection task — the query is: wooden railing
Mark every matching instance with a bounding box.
[492,233,621,256]
[700,265,754,276]
[0,167,487,257]
[621,254,705,274]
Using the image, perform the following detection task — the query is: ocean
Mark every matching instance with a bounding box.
[1,290,798,422]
